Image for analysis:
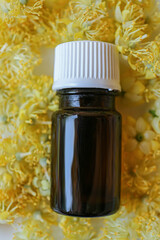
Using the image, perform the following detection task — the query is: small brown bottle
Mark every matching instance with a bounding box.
[51,41,121,217]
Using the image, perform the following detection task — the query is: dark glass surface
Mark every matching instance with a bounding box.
[51,89,121,217]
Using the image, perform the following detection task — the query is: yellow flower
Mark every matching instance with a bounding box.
[135,214,160,240]
[32,206,57,225]
[11,75,58,139]
[121,71,146,102]
[0,0,21,21]
[124,116,156,155]
[122,153,157,201]
[9,7,60,48]
[0,200,18,224]
[144,78,160,102]
[0,40,40,87]
[128,40,160,79]
[13,211,55,240]
[20,75,58,113]
[0,2,56,48]
[122,117,159,210]
[33,203,57,225]
[0,0,44,23]
[115,1,149,54]
[0,100,18,138]
[148,99,160,135]
[141,181,160,216]
[59,216,95,240]
[0,133,51,221]
[0,169,13,191]
[97,207,139,240]
[57,0,115,42]
[32,168,50,197]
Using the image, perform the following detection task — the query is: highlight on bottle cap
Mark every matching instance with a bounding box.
[53,41,121,91]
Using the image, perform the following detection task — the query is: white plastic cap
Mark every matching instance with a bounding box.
[53,41,120,91]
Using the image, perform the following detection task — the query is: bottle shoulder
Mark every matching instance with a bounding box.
[52,108,121,119]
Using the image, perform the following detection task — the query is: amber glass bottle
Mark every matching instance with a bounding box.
[51,41,121,217]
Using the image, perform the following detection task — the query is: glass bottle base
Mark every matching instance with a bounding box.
[51,198,120,218]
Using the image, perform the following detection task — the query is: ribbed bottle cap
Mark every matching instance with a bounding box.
[53,41,121,91]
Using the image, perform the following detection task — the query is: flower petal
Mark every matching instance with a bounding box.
[136,117,147,133]
[152,118,160,134]
[139,141,150,155]
[144,130,155,141]
[126,126,136,137]
[130,81,145,95]
[125,139,137,151]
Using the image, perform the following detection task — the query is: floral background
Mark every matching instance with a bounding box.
[0,0,160,239]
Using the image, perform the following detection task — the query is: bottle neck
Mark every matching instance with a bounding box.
[57,88,118,110]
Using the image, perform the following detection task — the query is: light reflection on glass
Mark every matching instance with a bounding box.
[64,116,76,211]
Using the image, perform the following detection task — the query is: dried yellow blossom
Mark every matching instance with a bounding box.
[120,70,146,102]
[121,115,160,212]
[97,207,139,240]
[32,163,50,197]
[124,116,156,155]
[0,200,19,224]
[9,7,60,48]
[128,40,160,79]
[0,38,40,87]
[0,0,44,23]
[0,100,18,138]
[147,99,160,135]
[115,1,149,54]
[138,180,160,216]
[135,214,160,240]
[13,211,55,240]
[59,216,95,240]
[122,153,157,201]
[99,208,160,239]
[0,124,52,221]
[56,0,115,42]
[144,78,160,101]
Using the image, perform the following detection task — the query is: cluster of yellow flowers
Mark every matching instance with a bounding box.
[0,0,160,239]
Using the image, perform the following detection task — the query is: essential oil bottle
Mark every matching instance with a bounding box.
[51,41,121,217]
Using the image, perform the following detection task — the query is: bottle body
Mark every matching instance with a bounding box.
[51,89,121,217]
